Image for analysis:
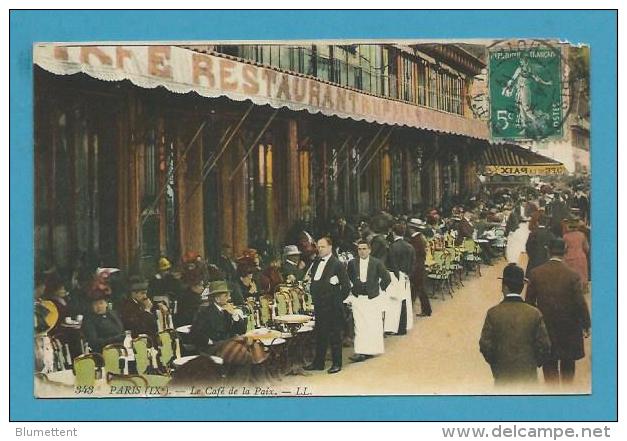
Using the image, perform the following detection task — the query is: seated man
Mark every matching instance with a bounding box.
[81,292,125,354]
[281,245,306,283]
[190,281,247,355]
[119,276,167,343]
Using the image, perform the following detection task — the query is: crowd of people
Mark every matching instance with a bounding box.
[34,178,591,386]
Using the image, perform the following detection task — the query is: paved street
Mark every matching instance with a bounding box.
[279,255,592,396]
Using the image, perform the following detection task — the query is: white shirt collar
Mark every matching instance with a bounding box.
[214,303,224,312]
[550,257,563,262]
[393,235,403,241]
[411,231,421,237]
[505,293,522,298]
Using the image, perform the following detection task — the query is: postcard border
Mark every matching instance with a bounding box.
[9,9,618,421]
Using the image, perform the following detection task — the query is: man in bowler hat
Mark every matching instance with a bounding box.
[480,264,551,385]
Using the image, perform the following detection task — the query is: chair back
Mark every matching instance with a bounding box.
[73,353,104,387]
[290,290,301,315]
[259,297,271,324]
[132,335,152,375]
[158,330,175,368]
[462,238,476,253]
[275,293,288,316]
[102,344,127,375]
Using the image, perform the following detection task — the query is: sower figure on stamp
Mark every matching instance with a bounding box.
[346,240,391,363]
[526,238,591,385]
[384,222,416,335]
[480,264,551,386]
[406,218,432,317]
[304,237,351,374]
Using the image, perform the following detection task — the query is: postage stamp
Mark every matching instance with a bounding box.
[488,40,567,141]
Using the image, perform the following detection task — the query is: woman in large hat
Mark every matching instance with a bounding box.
[80,289,125,354]
[562,216,590,291]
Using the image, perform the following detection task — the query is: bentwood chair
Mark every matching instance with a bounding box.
[101,344,128,375]
[157,329,179,369]
[259,297,272,325]
[275,292,289,316]
[462,238,482,277]
[132,335,154,375]
[73,353,104,387]
[427,250,453,300]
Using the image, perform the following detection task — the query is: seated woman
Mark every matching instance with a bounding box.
[81,290,125,354]
[175,275,204,327]
[230,266,258,304]
[190,281,247,355]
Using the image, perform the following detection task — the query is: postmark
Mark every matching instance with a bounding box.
[468,39,577,142]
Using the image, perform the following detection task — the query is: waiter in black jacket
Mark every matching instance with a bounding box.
[304,236,351,374]
[347,240,391,362]
[385,223,416,335]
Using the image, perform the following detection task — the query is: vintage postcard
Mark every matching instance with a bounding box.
[30,36,597,400]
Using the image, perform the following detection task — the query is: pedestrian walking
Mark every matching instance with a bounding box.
[480,264,551,385]
[526,239,591,384]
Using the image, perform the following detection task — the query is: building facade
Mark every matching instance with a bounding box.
[34,42,490,276]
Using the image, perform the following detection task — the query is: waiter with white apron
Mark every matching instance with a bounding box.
[346,240,391,362]
[384,222,416,335]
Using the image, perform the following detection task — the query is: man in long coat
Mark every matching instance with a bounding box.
[346,240,391,362]
[480,264,551,385]
[526,238,591,384]
[304,237,351,374]
[406,219,431,317]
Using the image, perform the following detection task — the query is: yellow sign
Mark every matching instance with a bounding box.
[483,164,566,176]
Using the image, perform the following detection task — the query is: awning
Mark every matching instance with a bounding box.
[479,143,566,176]
[33,44,490,140]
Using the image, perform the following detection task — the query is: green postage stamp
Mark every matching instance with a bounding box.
[489,42,564,141]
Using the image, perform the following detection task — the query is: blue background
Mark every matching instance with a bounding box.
[10,10,617,421]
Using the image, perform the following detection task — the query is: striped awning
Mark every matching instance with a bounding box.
[479,144,566,176]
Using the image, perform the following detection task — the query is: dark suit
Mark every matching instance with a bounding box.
[480,295,551,385]
[369,234,389,267]
[455,218,475,246]
[281,259,306,282]
[81,311,125,354]
[387,237,416,334]
[388,237,416,280]
[408,232,431,316]
[525,226,555,275]
[190,303,247,354]
[347,256,391,298]
[549,200,569,237]
[309,254,351,367]
[118,297,158,342]
[526,259,591,383]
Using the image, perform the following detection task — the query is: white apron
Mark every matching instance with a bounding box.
[506,222,530,265]
[383,271,414,334]
[351,294,385,355]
